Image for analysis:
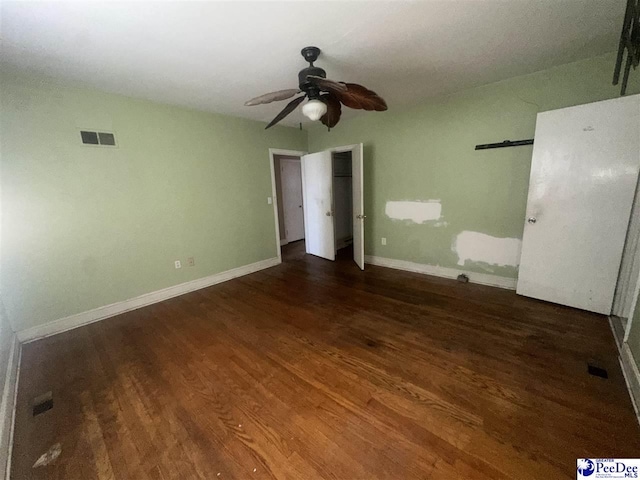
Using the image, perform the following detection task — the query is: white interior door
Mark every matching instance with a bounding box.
[281,159,305,242]
[352,144,365,270]
[301,151,335,260]
[517,95,640,314]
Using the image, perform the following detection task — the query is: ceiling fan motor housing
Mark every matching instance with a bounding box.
[298,66,326,99]
[301,46,320,64]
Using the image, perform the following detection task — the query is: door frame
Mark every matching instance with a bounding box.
[269,148,307,263]
[625,270,640,342]
[324,144,360,155]
[327,145,364,269]
[614,174,640,320]
[302,144,364,267]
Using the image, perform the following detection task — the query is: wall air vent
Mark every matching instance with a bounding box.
[80,130,117,147]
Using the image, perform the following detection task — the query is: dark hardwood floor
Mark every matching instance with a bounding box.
[11,243,640,479]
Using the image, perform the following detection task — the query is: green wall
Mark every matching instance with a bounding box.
[3,52,640,333]
[308,53,640,279]
[0,74,307,332]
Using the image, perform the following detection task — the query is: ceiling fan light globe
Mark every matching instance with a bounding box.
[302,99,327,121]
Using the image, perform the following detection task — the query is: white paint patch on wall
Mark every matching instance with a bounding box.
[385,200,442,224]
[453,231,522,267]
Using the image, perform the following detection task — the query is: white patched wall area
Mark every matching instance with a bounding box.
[453,231,522,267]
[385,200,442,223]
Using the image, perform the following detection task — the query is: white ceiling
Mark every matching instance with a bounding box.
[0,1,626,127]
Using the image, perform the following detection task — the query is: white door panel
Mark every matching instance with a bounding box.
[281,159,305,242]
[352,144,365,270]
[517,95,640,314]
[301,151,335,260]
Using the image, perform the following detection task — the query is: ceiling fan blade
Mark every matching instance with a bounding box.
[337,83,388,111]
[309,77,386,111]
[307,76,348,94]
[265,95,306,129]
[245,89,301,106]
[320,94,341,128]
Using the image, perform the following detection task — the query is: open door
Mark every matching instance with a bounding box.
[517,95,640,314]
[301,150,335,260]
[352,144,365,270]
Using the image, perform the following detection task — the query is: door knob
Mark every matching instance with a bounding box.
[527,217,537,224]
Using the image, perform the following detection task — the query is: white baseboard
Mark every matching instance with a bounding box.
[0,335,20,479]
[609,315,626,352]
[18,257,281,343]
[364,255,517,290]
[619,343,640,426]
[609,316,640,426]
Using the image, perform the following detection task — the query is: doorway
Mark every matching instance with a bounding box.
[278,157,305,244]
[300,144,364,270]
[269,145,364,268]
[270,149,307,262]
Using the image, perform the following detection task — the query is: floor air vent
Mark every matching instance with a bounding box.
[587,364,608,379]
[32,391,53,416]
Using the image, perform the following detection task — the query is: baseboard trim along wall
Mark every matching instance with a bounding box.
[608,316,640,426]
[0,335,21,479]
[364,255,517,290]
[18,257,281,344]
[619,343,640,426]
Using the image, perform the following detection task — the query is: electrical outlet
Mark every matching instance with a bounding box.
[174,260,181,269]
[267,197,273,205]
[187,257,195,267]
[381,237,387,245]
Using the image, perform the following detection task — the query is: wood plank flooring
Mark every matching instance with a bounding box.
[11,242,640,479]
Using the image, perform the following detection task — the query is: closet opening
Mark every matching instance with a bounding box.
[332,151,354,260]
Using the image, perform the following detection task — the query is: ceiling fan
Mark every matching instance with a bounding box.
[245,46,387,129]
